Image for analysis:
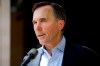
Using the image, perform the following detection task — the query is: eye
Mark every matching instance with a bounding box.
[40,18,47,22]
[32,21,37,25]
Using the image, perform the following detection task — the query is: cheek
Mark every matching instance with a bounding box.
[33,26,36,32]
[43,23,58,35]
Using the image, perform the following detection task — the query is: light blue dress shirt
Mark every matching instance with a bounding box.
[40,36,66,66]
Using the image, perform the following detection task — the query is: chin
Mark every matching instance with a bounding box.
[39,40,47,45]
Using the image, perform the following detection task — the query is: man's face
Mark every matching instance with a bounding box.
[32,5,64,45]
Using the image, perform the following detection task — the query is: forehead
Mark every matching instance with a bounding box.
[34,5,53,13]
[33,5,55,19]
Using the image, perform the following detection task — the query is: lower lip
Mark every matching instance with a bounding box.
[38,35,45,39]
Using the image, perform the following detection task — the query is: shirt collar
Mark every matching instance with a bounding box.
[54,36,66,52]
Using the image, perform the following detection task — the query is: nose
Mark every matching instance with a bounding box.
[34,22,42,31]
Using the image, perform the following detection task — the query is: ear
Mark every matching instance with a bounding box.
[58,20,65,31]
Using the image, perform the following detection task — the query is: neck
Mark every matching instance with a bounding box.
[45,35,63,55]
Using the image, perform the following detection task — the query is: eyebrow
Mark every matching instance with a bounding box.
[32,18,47,23]
[40,18,47,21]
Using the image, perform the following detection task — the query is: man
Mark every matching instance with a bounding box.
[21,1,99,66]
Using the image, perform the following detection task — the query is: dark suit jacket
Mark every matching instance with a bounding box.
[23,38,99,66]
[62,42,99,66]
